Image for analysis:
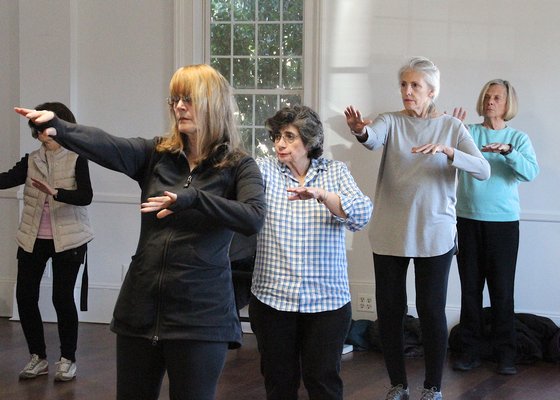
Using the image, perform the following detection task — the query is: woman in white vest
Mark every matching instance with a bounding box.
[0,102,93,382]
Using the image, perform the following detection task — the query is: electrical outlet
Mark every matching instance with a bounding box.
[358,294,374,312]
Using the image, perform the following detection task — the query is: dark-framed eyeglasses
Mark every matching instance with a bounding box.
[271,132,300,144]
[166,95,192,106]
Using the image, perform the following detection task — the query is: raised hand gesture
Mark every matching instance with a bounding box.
[344,105,372,136]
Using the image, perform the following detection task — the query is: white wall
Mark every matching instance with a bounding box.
[0,0,558,329]
[1,0,175,322]
[318,0,560,326]
[0,0,21,316]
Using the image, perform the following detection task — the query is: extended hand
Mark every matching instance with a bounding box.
[481,142,510,153]
[14,107,57,136]
[412,143,454,159]
[451,107,466,122]
[140,191,178,218]
[31,178,56,196]
[286,186,325,201]
[344,105,372,136]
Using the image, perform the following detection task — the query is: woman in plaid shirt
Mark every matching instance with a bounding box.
[250,105,373,400]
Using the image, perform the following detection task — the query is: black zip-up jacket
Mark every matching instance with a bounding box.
[44,116,266,348]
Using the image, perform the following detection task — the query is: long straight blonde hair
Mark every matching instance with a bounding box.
[157,64,243,167]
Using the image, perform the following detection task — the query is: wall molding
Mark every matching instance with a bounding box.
[4,188,559,222]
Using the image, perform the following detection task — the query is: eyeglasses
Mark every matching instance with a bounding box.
[166,95,192,106]
[271,132,300,144]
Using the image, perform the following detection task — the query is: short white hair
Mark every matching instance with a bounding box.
[398,56,440,100]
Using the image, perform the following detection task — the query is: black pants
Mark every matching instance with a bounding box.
[374,247,454,392]
[16,239,86,362]
[456,217,519,363]
[249,297,352,400]
[116,335,228,400]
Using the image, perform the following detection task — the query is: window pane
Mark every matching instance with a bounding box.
[211,24,231,56]
[240,127,254,152]
[282,58,302,89]
[258,24,280,56]
[258,0,280,21]
[282,23,303,56]
[211,58,231,82]
[255,95,278,126]
[235,94,254,126]
[208,0,304,157]
[255,128,275,158]
[233,58,256,88]
[283,0,303,21]
[233,0,255,21]
[257,58,280,89]
[211,0,231,21]
[233,24,255,56]
[280,94,302,108]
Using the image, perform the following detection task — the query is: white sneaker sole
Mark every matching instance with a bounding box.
[19,370,48,379]
[54,374,76,382]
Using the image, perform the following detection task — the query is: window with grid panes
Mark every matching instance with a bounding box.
[210,0,304,157]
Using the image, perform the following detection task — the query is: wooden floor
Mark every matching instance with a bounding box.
[1,318,559,399]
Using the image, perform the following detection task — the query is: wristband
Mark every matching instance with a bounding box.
[501,144,513,156]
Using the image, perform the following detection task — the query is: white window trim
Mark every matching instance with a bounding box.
[173,0,320,110]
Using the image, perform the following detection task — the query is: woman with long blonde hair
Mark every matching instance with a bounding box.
[16,64,266,400]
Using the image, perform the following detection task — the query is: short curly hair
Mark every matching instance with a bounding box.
[265,104,324,159]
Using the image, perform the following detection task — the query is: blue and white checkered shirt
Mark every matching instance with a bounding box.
[251,156,373,313]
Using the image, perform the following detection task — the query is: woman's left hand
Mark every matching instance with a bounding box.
[140,191,177,218]
[287,186,326,202]
[412,143,454,160]
[31,178,57,196]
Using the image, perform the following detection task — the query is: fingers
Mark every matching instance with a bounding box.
[162,191,177,202]
[156,209,174,219]
[14,108,55,124]
[412,144,442,155]
[452,107,467,121]
[14,107,35,117]
[481,143,506,153]
[141,193,176,214]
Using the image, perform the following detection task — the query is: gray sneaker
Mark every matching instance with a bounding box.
[419,387,442,400]
[19,354,48,379]
[54,357,77,381]
[385,384,410,400]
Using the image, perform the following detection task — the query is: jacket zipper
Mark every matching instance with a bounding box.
[151,171,194,345]
[151,229,173,345]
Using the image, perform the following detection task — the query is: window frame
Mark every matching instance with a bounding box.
[173,0,320,111]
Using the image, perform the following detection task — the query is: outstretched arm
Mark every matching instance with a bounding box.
[15,107,152,181]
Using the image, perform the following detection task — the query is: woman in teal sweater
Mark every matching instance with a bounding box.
[453,79,539,375]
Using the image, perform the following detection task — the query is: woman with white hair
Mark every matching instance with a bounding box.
[344,56,490,400]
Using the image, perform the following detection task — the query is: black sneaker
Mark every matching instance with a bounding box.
[452,354,481,371]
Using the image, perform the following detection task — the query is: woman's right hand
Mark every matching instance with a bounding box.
[344,105,372,136]
[14,107,57,136]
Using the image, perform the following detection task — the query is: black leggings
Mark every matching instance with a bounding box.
[16,239,86,361]
[374,247,454,391]
[116,335,228,400]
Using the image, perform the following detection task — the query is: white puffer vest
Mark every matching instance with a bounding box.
[16,146,94,253]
